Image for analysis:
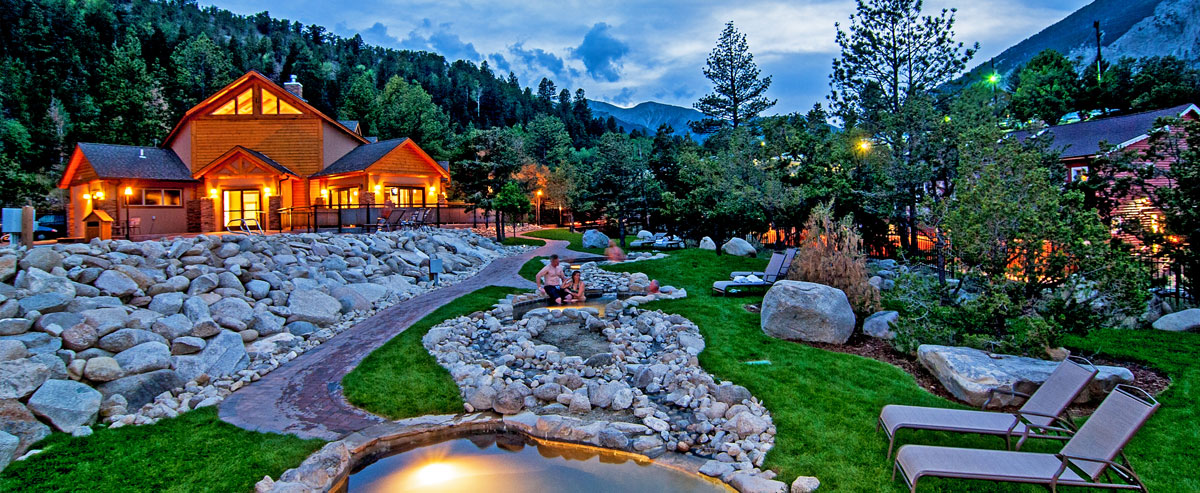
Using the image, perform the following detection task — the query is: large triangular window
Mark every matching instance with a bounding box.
[210,89,255,116]
[209,86,303,116]
[261,89,302,115]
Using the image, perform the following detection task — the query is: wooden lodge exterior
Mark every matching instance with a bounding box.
[58,71,449,238]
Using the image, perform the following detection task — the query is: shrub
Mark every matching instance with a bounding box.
[788,202,880,316]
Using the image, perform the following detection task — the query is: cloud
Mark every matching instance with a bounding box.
[360,22,398,46]
[508,42,576,80]
[572,23,630,82]
[400,19,481,61]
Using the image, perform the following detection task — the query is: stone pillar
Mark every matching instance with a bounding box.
[200,198,216,233]
[267,195,282,231]
[186,199,202,233]
[67,195,79,238]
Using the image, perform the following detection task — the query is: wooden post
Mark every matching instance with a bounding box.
[20,206,33,246]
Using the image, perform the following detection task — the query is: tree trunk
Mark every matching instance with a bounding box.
[496,211,505,242]
[618,216,626,248]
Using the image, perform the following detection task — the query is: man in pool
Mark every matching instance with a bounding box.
[535,254,567,304]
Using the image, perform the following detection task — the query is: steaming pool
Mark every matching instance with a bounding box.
[345,433,730,492]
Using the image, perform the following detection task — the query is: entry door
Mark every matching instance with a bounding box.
[223,190,262,226]
[388,187,425,207]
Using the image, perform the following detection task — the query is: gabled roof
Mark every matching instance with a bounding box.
[161,70,367,148]
[338,120,361,134]
[310,138,450,178]
[192,146,299,179]
[1011,103,1199,159]
[58,143,195,188]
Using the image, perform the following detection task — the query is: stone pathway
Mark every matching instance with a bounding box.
[219,236,573,440]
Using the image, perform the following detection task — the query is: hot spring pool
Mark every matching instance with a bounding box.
[513,294,618,318]
[345,433,730,492]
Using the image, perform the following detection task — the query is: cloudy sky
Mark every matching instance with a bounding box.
[206,0,1091,113]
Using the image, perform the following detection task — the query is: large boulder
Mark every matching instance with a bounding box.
[863,311,899,340]
[287,290,341,326]
[94,270,139,297]
[1152,308,1200,332]
[210,298,254,324]
[0,399,50,458]
[0,358,50,399]
[699,236,716,251]
[760,281,855,344]
[581,229,610,249]
[172,330,248,382]
[26,379,102,432]
[19,248,63,273]
[0,430,17,471]
[917,344,1134,407]
[113,341,172,375]
[96,369,184,410]
[721,237,757,257]
[83,356,123,382]
[99,329,166,353]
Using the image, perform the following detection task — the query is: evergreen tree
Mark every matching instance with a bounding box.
[691,21,775,133]
[97,33,170,145]
[526,114,571,167]
[1009,49,1079,125]
[339,67,379,124]
[170,33,235,111]
[370,76,451,158]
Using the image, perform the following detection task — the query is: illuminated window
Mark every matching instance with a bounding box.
[236,89,254,115]
[278,99,301,114]
[211,100,235,115]
[127,188,182,206]
[261,89,278,115]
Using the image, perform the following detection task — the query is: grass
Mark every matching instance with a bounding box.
[522,228,639,255]
[501,236,545,247]
[0,407,324,493]
[605,248,1197,492]
[342,285,525,419]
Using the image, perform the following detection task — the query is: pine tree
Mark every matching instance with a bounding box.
[170,33,235,110]
[98,33,170,145]
[691,21,775,133]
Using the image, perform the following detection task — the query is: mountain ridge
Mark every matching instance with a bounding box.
[588,100,704,137]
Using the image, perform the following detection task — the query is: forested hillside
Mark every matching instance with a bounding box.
[0,0,617,206]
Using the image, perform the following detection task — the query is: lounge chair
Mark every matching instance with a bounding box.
[879,356,1098,457]
[893,384,1158,493]
[712,252,786,296]
[375,209,408,232]
[731,248,796,279]
[400,208,424,229]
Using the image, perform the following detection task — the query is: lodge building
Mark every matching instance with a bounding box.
[58,70,449,238]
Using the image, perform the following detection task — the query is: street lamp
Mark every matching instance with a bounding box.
[986,72,1001,104]
[123,186,133,240]
[858,140,871,153]
[536,190,543,225]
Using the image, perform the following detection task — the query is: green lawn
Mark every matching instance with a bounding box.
[605,248,1197,492]
[342,285,525,419]
[522,228,639,255]
[0,407,323,493]
[501,236,546,247]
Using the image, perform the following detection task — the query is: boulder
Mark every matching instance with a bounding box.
[0,358,50,399]
[96,369,184,410]
[1152,308,1200,332]
[0,399,50,458]
[94,270,139,297]
[721,237,757,257]
[245,280,271,300]
[863,311,899,340]
[172,330,249,382]
[35,312,82,333]
[26,379,102,432]
[83,356,123,382]
[760,281,855,344]
[286,321,318,337]
[636,230,654,240]
[791,476,821,493]
[151,314,193,341]
[0,318,32,336]
[581,229,610,249]
[80,307,129,335]
[99,329,166,353]
[251,312,286,337]
[18,292,71,315]
[728,473,788,493]
[211,297,254,324]
[917,344,1135,407]
[187,274,219,296]
[0,430,17,470]
[113,341,172,375]
[170,336,206,355]
[19,248,64,273]
[148,292,187,315]
[287,290,341,326]
[699,236,717,251]
[61,323,99,351]
[0,340,26,362]
[714,383,752,405]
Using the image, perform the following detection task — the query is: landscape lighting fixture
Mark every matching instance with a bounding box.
[858,140,871,152]
[124,186,133,196]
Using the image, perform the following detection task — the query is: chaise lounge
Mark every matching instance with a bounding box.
[712,250,788,296]
[879,356,1098,457]
[893,384,1159,493]
[730,248,795,280]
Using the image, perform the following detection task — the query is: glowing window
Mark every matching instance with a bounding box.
[278,99,301,114]
[211,100,235,115]
[261,89,278,115]
[236,89,254,115]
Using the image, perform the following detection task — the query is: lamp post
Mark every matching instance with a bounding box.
[123,186,133,240]
[536,190,542,225]
[986,72,1001,105]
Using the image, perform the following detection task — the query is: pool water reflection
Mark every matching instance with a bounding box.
[347,433,729,492]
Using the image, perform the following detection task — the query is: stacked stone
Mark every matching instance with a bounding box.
[0,228,512,468]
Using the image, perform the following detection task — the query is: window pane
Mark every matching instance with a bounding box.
[144,189,161,206]
[236,89,254,115]
[261,90,278,115]
[278,100,301,114]
[164,189,181,206]
[211,100,235,115]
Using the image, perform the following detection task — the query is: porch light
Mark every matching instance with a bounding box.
[82,193,92,201]
[264,186,272,197]
[94,190,105,200]
[124,186,133,196]
[429,185,437,195]
[374,184,382,193]
[320,188,328,197]
[208,188,217,199]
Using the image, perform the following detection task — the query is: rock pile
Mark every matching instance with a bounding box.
[0,228,510,466]
[422,289,780,490]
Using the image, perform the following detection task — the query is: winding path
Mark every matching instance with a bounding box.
[219,236,574,440]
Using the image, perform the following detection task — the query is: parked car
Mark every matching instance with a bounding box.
[34,214,66,240]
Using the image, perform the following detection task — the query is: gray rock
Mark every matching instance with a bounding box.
[113,341,172,375]
[80,307,129,335]
[286,321,318,336]
[148,292,187,315]
[187,274,219,296]
[714,383,752,405]
[723,411,769,437]
[216,272,244,293]
[533,382,563,401]
[61,323,98,351]
[728,472,787,493]
[1152,308,1200,332]
[611,388,634,410]
[245,280,271,300]
[0,318,32,336]
[96,369,184,410]
[863,311,899,340]
[721,237,758,257]
[170,336,206,355]
[466,385,497,411]
[0,300,16,319]
[26,379,102,432]
[917,344,1135,407]
[581,229,611,249]
[211,297,254,323]
[677,332,705,354]
[251,312,286,337]
[0,358,50,399]
[791,476,821,493]
[20,249,64,273]
[0,399,50,458]
[181,296,211,322]
[287,290,341,326]
[493,387,525,415]
[0,340,26,361]
[83,356,123,382]
[0,430,17,470]
[151,314,193,340]
[760,281,855,344]
[35,312,81,333]
[598,428,629,449]
[99,329,166,353]
[699,236,717,251]
[32,352,68,380]
[18,292,71,314]
[94,270,139,297]
[172,330,249,382]
[700,459,734,477]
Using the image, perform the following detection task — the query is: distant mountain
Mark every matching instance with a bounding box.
[588,101,705,137]
[965,0,1199,81]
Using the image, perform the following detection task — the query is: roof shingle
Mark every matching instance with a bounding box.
[311,138,409,177]
[77,143,195,181]
[1010,103,1198,159]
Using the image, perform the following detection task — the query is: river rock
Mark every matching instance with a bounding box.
[1152,308,1200,332]
[62,323,98,351]
[287,290,341,326]
[721,238,757,257]
[0,358,50,399]
[148,292,186,315]
[83,356,123,382]
[172,330,248,382]
[170,336,206,355]
[0,399,50,458]
[760,281,855,344]
[863,310,899,340]
[917,344,1135,407]
[151,314,193,340]
[211,298,254,324]
[0,318,31,336]
[18,292,71,315]
[791,476,821,493]
[97,369,184,410]
[0,340,26,362]
[581,229,610,249]
[20,248,63,273]
[99,329,166,353]
[113,341,172,375]
[0,430,17,470]
[95,270,139,297]
[26,379,102,432]
[729,472,788,493]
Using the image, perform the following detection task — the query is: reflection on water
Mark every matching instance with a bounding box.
[514,294,616,318]
[348,433,729,493]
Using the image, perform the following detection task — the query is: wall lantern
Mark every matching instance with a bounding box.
[263,186,272,197]
[428,185,437,195]
[374,184,382,193]
[208,188,218,199]
[124,186,133,197]
[320,188,328,197]
[94,190,105,200]
[82,193,92,201]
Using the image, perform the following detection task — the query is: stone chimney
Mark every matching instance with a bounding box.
[283,75,303,99]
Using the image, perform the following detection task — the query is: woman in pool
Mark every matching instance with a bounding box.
[563,271,586,302]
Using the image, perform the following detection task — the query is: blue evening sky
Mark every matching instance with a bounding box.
[205,0,1091,113]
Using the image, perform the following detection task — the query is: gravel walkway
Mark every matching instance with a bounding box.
[219,237,573,440]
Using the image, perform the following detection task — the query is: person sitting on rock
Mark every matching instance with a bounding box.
[563,270,586,302]
[605,240,626,262]
[535,254,567,304]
